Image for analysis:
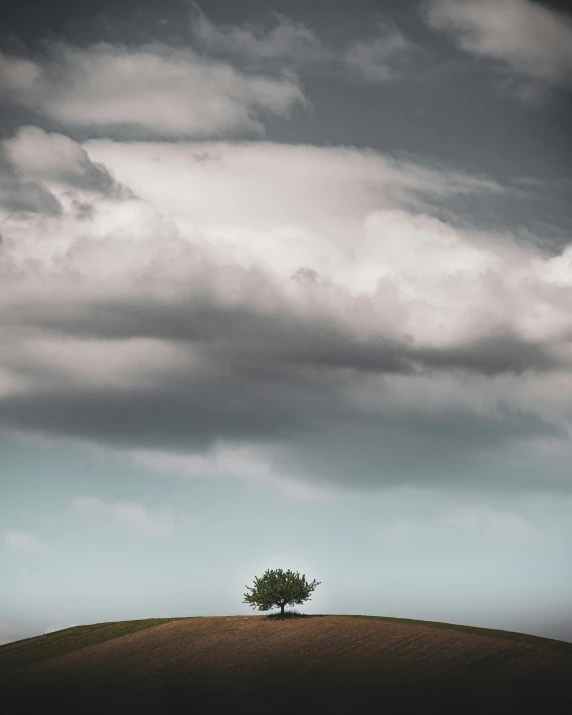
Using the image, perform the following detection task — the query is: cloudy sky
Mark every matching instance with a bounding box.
[1,0,572,646]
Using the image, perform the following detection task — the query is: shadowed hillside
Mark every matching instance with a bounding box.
[1,614,571,714]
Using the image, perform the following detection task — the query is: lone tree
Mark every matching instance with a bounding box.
[243,568,321,617]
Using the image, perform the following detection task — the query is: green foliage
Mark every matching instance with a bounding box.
[243,568,321,615]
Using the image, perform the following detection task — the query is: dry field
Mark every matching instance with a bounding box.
[1,614,571,714]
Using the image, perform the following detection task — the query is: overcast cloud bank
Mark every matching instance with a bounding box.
[0,128,571,497]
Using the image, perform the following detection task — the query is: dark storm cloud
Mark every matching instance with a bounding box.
[1,270,561,378]
[415,331,559,375]
[0,366,564,469]
[0,245,567,492]
[0,315,565,494]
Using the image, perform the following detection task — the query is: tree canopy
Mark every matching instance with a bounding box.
[243,568,321,616]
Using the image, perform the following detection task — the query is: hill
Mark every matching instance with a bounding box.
[1,614,571,714]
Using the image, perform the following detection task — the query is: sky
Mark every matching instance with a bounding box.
[1,0,572,646]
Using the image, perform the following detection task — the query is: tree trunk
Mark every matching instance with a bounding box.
[280,603,285,616]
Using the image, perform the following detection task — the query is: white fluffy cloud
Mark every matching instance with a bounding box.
[69,496,174,538]
[0,43,307,137]
[4,126,124,196]
[423,0,572,88]
[1,132,572,496]
[79,139,571,351]
[82,139,505,261]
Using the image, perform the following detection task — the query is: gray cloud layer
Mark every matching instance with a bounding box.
[1,0,571,496]
[4,126,126,197]
[0,43,307,138]
[189,2,327,65]
[0,148,62,216]
[190,4,423,85]
[344,22,421,84]
[423,0,572,90]
[1,166,571,494]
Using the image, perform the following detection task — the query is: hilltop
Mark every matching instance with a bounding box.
[1,614,571,714]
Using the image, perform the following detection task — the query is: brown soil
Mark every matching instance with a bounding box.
[1,615,571,714]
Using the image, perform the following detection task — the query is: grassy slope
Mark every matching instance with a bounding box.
[342,615,572,652]
[1,613,571,675]
[0,618,187,674]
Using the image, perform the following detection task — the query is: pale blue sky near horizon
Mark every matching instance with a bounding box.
[2,430,572,645]
[1,0,572,647]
